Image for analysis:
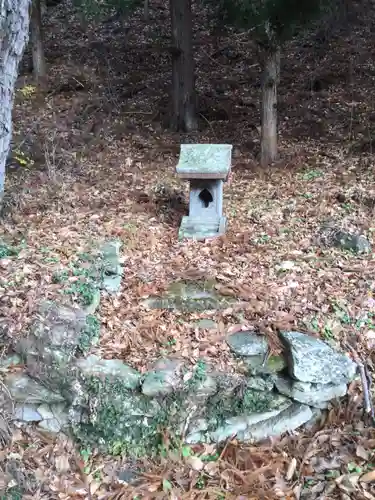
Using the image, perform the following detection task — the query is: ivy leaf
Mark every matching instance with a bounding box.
[182,445,192,458]
[162,478,172,491]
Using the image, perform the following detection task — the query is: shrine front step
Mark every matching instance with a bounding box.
[178,216,226,241]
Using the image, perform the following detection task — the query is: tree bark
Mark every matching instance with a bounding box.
[30,0,46,85]
[143,0,149,21]
[0,0,31,207]
[260,47,280,166]
[169,0,197,132]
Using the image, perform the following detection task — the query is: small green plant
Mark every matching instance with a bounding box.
[202,451,219,462]
[79,315,100,353]
[181,445,192,458]
[77,251,94,262]
[331,302,352,325]
[162,479,172,492]
[0,243,18,259]
[310,316,319,332]
[322,324,334,341]
[194,360,207,382]
[18,84,36,98]
[63,280,98,306]
[43,256,60,263]
[255,233,271,244]
[196,474,206,489]
[52,270,69,283]
[0,486,23,500]
[300,169,323,181]
[80,447,92,474]
[13,149,34,167]
[162,336,177,348]
[347,462,363,474]
[342,202,353,213]
[325,469,340,479]
[303,479,315,488]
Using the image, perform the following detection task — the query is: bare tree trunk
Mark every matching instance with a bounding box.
[260,47,280,166]
[170,0,197,132]
[0,0,31,207]
[40,0,47,17]
[143,0,149,21]
[30,0,46,85]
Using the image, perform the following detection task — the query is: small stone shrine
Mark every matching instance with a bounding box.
[176,144,232,240]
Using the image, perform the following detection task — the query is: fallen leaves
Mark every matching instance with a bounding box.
[360,470,375,484]
[0,0,375,498]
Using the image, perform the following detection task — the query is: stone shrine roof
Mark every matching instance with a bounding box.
[176,144,232,180]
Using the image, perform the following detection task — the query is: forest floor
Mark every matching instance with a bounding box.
[0,0,375,498]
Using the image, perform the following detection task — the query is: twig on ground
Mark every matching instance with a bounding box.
[181,405,197,443]
[344,343,374,423]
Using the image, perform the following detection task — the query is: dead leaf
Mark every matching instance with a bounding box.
[204,461,219,476]
[55,454,70,473]
[356,444,369,461]
[186,456,204,471]
[360,470,375,483]
[286,457,297,481]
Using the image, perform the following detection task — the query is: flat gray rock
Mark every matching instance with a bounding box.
[280,331,357,384]
[142,358,184,396]
[143,280,235,312]
[238,403,313,442]
[195,319,217,330]
[5,374,65,404]
[275,375,347,408]
[76,355,141,390]
[191,374,218,399]
[14,404,43,422]
[16,301,88,368]
[333,231,371,254]
[99,240,123,294]
[227,331,268,356]
[246,375,274,392]
[210,395,292,443]
[38,418,63,433]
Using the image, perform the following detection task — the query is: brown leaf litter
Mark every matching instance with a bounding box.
[1,0,375,497]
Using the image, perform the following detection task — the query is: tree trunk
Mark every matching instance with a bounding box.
[143,0,149,21]
[30,0,46,85]
[170,0,197,132]
[0,0,31,207]
[260,47,280,166]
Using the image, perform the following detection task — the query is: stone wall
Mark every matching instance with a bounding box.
[0,240,358,457]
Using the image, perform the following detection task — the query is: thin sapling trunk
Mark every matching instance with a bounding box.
[260,47,280,166]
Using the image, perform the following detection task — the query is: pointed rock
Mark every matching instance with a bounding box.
[280,331,357,384]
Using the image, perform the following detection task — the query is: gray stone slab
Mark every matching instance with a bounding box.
[176,144,232,179]
[14,404,43,422]
[227,331,269,357]
[5,373,65,404]
[280,331,357,384]
[178,216,226,240]
[142,358,184,396]
[275,375,347,408]
[238,403,313,442]
[76,355,141,390]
